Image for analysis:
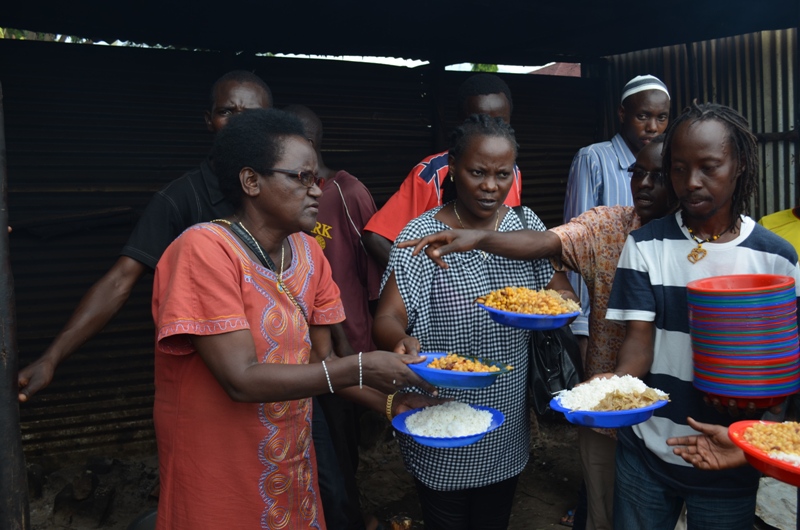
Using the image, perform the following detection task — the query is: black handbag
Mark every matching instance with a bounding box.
[510,207,583,415]
[528,326,583,415]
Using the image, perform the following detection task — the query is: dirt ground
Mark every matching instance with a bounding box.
[27,413,582,530]
[357,412,582,530]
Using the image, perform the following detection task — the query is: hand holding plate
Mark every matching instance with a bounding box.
[392,392,452,417]
[362,350,435,396]
[393,336,421,356]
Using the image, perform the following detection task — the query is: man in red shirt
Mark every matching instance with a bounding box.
[362,74,521,268]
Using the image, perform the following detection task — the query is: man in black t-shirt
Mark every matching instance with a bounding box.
[18,70,272,401]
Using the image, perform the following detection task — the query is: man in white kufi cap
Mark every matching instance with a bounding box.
[561,74,670,530]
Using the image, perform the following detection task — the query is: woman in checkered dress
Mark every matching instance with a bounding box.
[374,115,578,529]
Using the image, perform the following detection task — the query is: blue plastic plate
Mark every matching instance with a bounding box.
[392,404,505,448]
[408,352,513,389]
[549,397,668,428]
[478,304,580,331]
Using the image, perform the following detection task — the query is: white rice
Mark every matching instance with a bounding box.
[555,375,668,411]
[405,401,492,438]
[770,452,800,467]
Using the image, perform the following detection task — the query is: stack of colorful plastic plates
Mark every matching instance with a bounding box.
[687,274,799,408]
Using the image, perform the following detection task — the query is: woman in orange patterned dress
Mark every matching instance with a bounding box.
[151,109,435,530]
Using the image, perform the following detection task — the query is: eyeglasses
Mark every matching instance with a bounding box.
[627,164,665,183]
[266,167,320,188]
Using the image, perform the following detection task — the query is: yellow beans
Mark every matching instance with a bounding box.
[476,287,580,315]
[745,422,800,455]
[429,353,500,373]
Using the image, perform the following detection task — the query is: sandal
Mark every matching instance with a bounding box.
[559,508,575,527]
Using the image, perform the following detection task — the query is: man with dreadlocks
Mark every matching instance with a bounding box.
[605,102,800,530]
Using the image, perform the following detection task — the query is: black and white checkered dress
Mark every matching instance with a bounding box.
[384,205,555,491]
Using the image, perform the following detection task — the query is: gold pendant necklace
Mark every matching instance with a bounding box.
[683,218,734,264]
[453,202,500,259]
[686,240,710,264]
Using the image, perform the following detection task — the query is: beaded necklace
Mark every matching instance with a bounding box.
[682,214,737,264]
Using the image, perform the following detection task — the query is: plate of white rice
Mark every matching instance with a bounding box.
[392,401,504,448]
[550,375,669,428]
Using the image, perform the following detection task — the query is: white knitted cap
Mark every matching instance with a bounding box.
[621,75,670,103]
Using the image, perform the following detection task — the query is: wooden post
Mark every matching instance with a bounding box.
[0,82,30,530]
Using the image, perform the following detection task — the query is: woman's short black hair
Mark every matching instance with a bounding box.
[442,114,518,202]
[212,108,306,208]
[449,114,518,161]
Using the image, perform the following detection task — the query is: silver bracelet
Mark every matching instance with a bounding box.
[321,360,334,393]
[358,352,363,389]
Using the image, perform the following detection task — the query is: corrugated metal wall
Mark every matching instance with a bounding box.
[1,39,598,463]
[601,29,798,217]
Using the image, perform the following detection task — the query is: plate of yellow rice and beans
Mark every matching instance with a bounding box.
[476,287,580,330]
[729,420,800,487]
[408,352,513,389]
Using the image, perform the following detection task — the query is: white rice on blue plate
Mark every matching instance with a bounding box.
[405,401,492,438]
[556,374,668,411]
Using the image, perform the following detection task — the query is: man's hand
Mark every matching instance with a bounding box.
[398,229,483,269]
[18,357,56,402]
[17,256,148,403]
[666,417,747,470]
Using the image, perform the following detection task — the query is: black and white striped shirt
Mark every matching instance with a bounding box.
[607,212,800,496]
